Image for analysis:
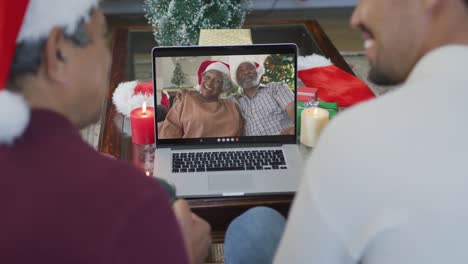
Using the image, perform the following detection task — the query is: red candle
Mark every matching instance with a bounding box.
[130,102,155,145]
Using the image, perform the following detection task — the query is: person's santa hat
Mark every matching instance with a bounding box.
[298,54,375,107]
[0,0,100,145]
[113,81,170,117]
[195,60,232,92]
[229,58,265,85]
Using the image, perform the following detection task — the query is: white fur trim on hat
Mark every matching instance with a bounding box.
[0,90,31,145]
[298,54,332,71]
[17,0,100,43]
[229,58,266,85]
[112,81,154,117]
[205,62,230,76]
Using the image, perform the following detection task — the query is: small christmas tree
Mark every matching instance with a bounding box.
[262,54,295,90]
[171,63,186,87]
[144,0,252,46]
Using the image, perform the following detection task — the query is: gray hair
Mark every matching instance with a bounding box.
[8,10,93,87]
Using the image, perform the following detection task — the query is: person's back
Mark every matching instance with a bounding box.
[274,45,468,263]
[0,1,211,263]
[0,110,188,263]
[271,0,468,263]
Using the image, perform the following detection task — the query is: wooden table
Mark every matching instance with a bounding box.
[99,20,353,242]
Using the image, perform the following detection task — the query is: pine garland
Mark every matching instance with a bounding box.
[144,0,252,46]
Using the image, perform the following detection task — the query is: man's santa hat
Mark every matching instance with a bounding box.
[113,81,170,117]
[0,0,100,145]
[195,60,232,92]
[229,57,265,85]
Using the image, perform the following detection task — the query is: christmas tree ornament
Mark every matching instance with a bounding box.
[113,81,170,118]
[0,0,100,145]
[143,0,253,46]
[298,54,375,107]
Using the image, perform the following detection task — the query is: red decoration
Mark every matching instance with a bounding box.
[133,82,153,96]
[298,65,375,107]
[130,103,155,145]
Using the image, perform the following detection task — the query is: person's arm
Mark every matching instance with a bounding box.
[103,191,190,264]
[234,102,245,136]
[173,200,212,264]
[274,178,355,264]
[159,92,185,139]
[279,102,295,135]
[272,83,295,135]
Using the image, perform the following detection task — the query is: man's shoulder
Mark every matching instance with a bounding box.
[232,93,244,101]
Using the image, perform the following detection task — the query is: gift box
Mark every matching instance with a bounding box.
[298,86,318,103]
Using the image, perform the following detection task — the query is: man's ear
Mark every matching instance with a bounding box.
[42,27,69,84]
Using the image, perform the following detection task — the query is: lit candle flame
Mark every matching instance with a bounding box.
[142,101,147,114]
[145,171,150,176]
[313,107,320,116]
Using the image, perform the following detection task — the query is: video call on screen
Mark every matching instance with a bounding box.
[155,53,296,140]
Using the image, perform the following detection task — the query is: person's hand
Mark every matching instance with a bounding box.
[173,199,212,264]
[279,126,295,135]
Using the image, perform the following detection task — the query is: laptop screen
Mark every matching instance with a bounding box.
[152,44,297,147]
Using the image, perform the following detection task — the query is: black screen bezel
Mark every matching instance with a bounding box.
[152,44,298,148]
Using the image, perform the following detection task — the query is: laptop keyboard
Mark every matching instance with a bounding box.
[172,150,287,173]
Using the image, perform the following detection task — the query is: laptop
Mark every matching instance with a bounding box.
[152,44,303,198]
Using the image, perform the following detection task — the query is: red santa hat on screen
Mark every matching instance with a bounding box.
[195,60,231,91]
[0,0,100,145]
[229,57,265,85]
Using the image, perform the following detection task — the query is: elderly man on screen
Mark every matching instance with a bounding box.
[231,60,295,136]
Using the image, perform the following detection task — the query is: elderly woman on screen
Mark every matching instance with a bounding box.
[159,60,243,139]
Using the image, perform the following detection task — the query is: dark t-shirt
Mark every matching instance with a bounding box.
[0,110,189,263]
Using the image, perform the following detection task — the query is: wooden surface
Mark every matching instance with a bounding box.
[99,20,353,240]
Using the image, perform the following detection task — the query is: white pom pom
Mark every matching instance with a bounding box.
[112,81,139,117]
[0,90,30,145]
[298,54,333,71]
